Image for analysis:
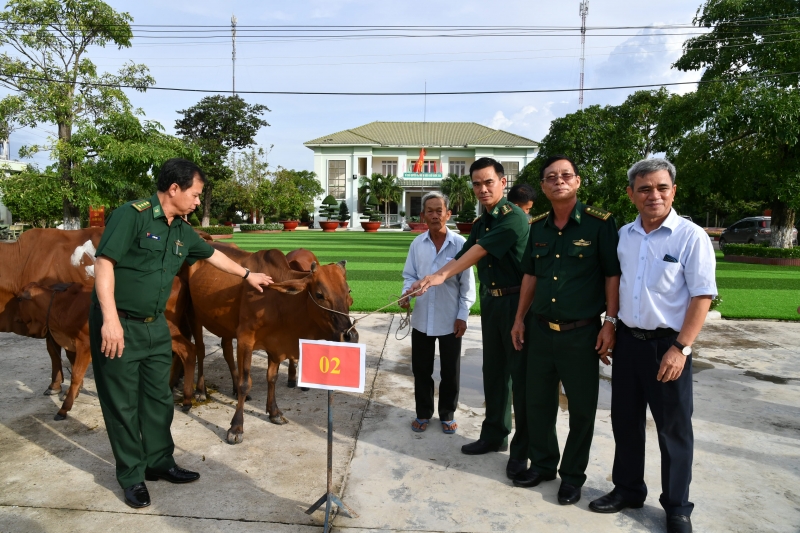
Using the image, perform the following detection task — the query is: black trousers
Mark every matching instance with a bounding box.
[411,328,461,421]
[611,326,694,517]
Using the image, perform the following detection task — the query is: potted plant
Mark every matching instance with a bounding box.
[407,215,428,233]
[360,195,382,232]
[455,199,478,234]
[338,201,350,228]
[318,195,339,232]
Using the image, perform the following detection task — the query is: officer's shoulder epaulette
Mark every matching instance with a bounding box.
[131,200,152,212]
[529,212,548,224]
[585,205,612,221]
[472,216,480,223]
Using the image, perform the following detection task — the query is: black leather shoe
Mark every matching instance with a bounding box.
[667,515,692,533]
[588,490,645,513]
[557,482,581,505]
[461,439,508,455]
[512,467,556,488]
[506,458,527,480]
[144,465,200,484]
[123,482,151,509]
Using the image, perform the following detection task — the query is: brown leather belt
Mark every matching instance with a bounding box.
[117,309,156,323]
[538,315,598,332]
[488,285,521,297]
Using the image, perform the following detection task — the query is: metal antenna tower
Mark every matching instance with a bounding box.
[231,14,237,95]
[579,0,589,108]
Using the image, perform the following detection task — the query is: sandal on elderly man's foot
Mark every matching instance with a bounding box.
[411,418,429,432]
[441,420,457,434]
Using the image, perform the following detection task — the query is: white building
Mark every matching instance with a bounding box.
[0,139,25,224]
[305,122,538,227]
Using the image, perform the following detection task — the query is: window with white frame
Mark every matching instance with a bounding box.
[449,160,467,176]
[327,160,346,200]
[381,160,398,176]
[502,161,520,191]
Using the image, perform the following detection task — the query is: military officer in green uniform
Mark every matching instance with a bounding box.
[406,157,532,480]
[510,155,621,505]
[90,158,272,508]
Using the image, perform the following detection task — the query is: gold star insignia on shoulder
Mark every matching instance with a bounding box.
[132,200,152,212]
[529,212,548,224]
[584,205,611,221]
[500,204,512,215]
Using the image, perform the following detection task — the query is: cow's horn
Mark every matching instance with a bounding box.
[336,260,347,272]
[310,261,317,273]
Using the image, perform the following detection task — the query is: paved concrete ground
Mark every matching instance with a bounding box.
[0,316,798,532]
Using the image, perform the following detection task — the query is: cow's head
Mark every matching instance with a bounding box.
[269,260,358,343]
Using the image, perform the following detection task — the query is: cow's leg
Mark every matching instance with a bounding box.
[221,337,243,399]
[227,337,254,445]
[172,336,196,412]
[287,357,298,388]
[267,356,287,425]
[193,321,207,401]
[168,353,183,391]
[44,334,64,395]
[55,340,91,421]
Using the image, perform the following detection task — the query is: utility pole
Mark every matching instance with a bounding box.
[231,14,237,95]
[579,0,589,108]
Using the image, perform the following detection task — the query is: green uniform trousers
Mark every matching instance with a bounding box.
[89,306,177,488]
[479,291,529,460]
[527,317,601,486]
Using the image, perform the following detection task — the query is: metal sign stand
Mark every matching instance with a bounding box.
[305,390,358,532]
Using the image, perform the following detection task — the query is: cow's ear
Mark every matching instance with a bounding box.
[268,279,307,295]
[336,260,347,273]
[17,291,32,301]
[310,261,317,273]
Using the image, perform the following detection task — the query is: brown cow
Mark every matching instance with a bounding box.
[0,228,103,395]
[286,248,317,273]
[16,282,93,420]
[187,247,357,443]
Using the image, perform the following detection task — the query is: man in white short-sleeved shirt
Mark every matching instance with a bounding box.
[589,158,716,533]
[401,192,476,435]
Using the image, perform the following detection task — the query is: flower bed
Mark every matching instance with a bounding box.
[722,243,800,266]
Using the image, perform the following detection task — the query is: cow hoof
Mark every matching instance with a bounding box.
[287,380,297,388]
[300,387,310,392]
[269,415,288,425]
[53,412,67,421]
[181,403,192,412]
[226,430,244,444]
[43,387,61,396]
[194,392,207,402]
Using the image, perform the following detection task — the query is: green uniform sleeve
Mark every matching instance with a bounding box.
[598,216,622,277]
[521,232,535,275]
[95,205,139,263]
[477,211,528,260]
[184,226,216,265]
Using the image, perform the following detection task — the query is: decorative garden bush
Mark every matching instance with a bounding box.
[240,223,283,232]
[197,226,233,235]
[722,243,800,259]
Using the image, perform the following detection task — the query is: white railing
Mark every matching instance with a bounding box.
[379,214,402,227]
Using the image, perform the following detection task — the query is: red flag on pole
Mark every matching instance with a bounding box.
[413,148,426,173]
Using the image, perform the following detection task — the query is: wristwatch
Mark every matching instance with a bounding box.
[603,316,618,330]
[242,268,251,280]
[672,340,692,356]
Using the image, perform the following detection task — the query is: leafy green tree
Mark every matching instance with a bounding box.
[667,0,800,247]
[0,164,62,227]
[440,173,472,212]
[0,0,154,229]
[175,95,270,226]
[226,147,271,223]
[359,172,402,227]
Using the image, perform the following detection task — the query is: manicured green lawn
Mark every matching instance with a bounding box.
[232,232,800,320]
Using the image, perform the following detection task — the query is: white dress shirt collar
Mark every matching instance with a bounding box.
[629,208,680,237]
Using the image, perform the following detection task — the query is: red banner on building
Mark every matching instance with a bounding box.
[89,206,105,228]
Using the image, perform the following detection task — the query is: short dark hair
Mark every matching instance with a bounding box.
[539,155,579,181]
[469,157,504,178]
[508,183,537,204]
[157,158,207,192]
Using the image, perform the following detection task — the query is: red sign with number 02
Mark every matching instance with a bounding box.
[297,339,366,393]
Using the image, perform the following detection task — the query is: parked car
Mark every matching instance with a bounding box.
[719,216,798,249]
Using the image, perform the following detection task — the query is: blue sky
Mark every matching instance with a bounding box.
[4,0,707,172]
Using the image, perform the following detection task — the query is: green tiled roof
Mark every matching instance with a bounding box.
[305,122,538,148]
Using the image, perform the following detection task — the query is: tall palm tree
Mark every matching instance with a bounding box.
[441,173,473,212]
[359,173,403,227]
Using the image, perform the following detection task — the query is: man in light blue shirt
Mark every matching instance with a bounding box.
[401,192,476,434]
[589,158,716,533]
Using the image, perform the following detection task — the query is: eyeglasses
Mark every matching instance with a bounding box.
[541,173,576,183]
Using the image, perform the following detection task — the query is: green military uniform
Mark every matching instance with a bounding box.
[455,197,530,459]
[89,193,215,488]
[522,200,621,486]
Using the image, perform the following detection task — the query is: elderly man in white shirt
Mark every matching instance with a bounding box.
[401,192,476,434]
[589,159,716,533]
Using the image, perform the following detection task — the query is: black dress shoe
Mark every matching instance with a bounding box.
[461,439,508,455]
[512,467,556,488]
[506,458,528,480]
[144,465,200,484]
[123,482,151,509]
[667,515,692,533]
[557,482,581,505]
[588,490,645,513]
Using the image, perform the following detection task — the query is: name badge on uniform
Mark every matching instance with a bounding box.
[534,242,548,247]
[146,233,161,240]
[573,239,591,246]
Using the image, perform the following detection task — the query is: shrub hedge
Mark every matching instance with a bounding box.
[722,243,800,258]
[197,226,233,235]
[240,223,283,232]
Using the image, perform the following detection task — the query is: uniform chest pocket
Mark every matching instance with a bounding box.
[138,237,166,270]
[532,246,552,276]
[567,244,596,259]
[647,260,683,294]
